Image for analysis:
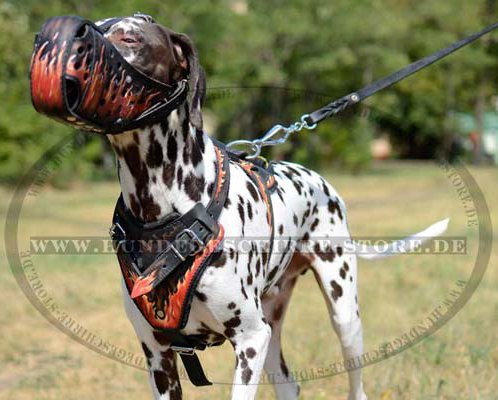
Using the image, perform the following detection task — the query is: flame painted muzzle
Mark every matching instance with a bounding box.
[30,15,188,134]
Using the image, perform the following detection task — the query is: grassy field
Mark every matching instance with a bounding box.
[0,161,497,400]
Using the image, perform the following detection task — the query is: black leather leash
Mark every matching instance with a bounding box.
[228,20,498,158]
[307,20,498,125]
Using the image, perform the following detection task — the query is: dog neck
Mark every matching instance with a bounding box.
[107,103,217,222]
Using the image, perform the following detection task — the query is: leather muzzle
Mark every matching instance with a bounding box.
[30,15,188,134]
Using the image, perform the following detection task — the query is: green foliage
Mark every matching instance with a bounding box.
[1,0,497,183]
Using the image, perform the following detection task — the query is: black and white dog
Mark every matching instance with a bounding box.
[94,15,447,400]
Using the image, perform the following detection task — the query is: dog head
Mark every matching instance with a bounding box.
[103,15,206,130]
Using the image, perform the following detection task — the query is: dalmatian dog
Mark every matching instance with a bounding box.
[101,15,448,400]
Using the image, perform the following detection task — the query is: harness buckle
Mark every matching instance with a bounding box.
[178,228,205,256]
[168,228,206,263]
[109,222,126,239]
[171,345,196,356]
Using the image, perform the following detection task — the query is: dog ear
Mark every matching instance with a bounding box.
[171,33,206,131]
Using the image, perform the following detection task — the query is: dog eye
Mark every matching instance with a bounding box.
[121,37,137,44]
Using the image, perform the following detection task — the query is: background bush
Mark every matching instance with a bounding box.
[1,0,497,183]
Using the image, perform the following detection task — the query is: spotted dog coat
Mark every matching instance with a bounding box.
[104,16,369,400]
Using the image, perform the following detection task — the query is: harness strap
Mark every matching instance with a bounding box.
[216,138,277,268]
[170,332,211,386]
[238,160,275,268]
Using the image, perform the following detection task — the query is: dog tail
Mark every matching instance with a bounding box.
[354,218,450,260]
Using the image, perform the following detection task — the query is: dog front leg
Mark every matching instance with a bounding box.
[142,343,182,400]
[229,318,272,400]
[122,282,182,399]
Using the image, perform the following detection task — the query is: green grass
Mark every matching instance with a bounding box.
[1,161,497,399]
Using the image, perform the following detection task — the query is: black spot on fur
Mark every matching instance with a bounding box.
[184,173,205,202]
[146,133,163,168]
[248,248,254,268]
[322,180,331,196]
[191,139,203,167]
[276,188,285,203]
[195,290,207,302]
[247,202,253,220]
[314,243,336,262]
[142,342,153,366]
[167,135,177,163]
[247,181,259,201]
[287,166,301,176]
[328,198,344,220]
[195,129,205,152]
[207,182,214,196]
[238,202,245,226]
[160,120,170,137]
[212,252,227,268]
[224,316,241,338]
[239,351,248,368]
[153,331,171,346]
[267,267,279,282]
[240,278,248,299]
[311,203,318,215]
[262,251,268,266]
[176,166,183,187]
[278,224,284,235]
[228,302,236,309]
[153,370,170,394]
[160,349,175,373]
[310,218,319,232]
[162,166,175,188]
[246,347,257,358]
[224,316,241,329]
[242,367,253,384]
[293,181,302,195]
[331,280,343,301]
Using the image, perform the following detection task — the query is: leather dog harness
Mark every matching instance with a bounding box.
[110,142,276,386]
[109,144,227,386]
